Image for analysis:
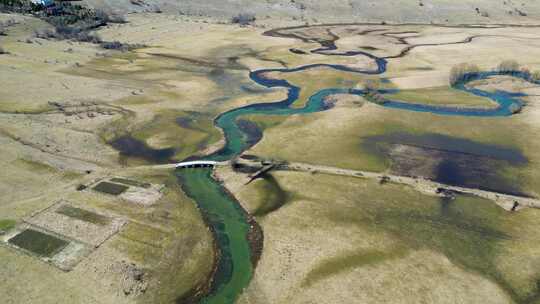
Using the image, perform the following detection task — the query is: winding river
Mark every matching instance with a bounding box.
[174,27,539,304]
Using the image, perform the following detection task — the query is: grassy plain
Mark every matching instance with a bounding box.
[249,86,540,197]
[385,86,497,107]
[218,170,540,304]
[3,8,540,304]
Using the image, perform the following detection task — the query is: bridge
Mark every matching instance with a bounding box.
[130,160,226,170]
[175,160,219,169]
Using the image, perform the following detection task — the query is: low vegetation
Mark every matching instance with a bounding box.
[515,67,540,83]
[497,60,520,74]
[532,71,540,82]
[363,79,387,105]
[231,13,256,25]
[449,63,480,86]
[0,0,39,13]
[0,219,16,233]
[495,61,540,84]
[3,0,133,48]
[35,27,102,43]
[450,60,539,88]
[34,27,143,50]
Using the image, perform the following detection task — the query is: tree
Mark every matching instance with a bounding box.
[449,63,480,86]
[364,79,380,91]
[497,60,520,74]
[531,71,540,82]
[521,67,531,79]
[363,79,387,105]
[231,13,256,25]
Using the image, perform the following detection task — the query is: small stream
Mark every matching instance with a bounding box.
[172,33,537,303]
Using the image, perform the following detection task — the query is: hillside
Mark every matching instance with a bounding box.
[81,0,540,25]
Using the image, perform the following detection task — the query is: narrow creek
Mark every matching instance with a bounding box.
[171,30,538,303]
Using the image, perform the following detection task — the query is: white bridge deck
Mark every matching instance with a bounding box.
[174,160,219,168]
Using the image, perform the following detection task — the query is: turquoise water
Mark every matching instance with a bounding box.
[175,40,537,303]
[176,168,252,304]
[209,71,532,161]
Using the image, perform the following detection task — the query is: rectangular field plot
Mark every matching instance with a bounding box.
[56,205,110,226]
[2,225,93,271]
[8,229,68,257]
[88,177,165,206]
[110,177,151,188]
[25,201,127,247]
[92,181,128,195]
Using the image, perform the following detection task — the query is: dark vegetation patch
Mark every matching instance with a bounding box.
[93,181,129,195]
[239,84,270,94]
[362,132,528,195]
[358,46,379,50]
[251,173,289,216]
[1,0,139,49]
[0,0,39,13]
[236,119,263,148]
[110,135,175,164]
[407,66,434,71]
[56,205,110,226]
[110,177,151,188]
[175,111,214,132]
[107,110,219,164]
[302,248,407,287]
[289,48,307,54]
[231,13,256,26]
[9,229,68,257]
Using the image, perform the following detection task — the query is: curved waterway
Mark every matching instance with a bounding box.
[175,33,538,303]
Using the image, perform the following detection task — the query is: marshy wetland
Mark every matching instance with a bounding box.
[4,9,540,304]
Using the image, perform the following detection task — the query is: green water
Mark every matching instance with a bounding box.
[171,37,537,303]
[176,168,253,304]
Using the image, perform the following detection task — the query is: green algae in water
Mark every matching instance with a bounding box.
[176,168,252,304]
